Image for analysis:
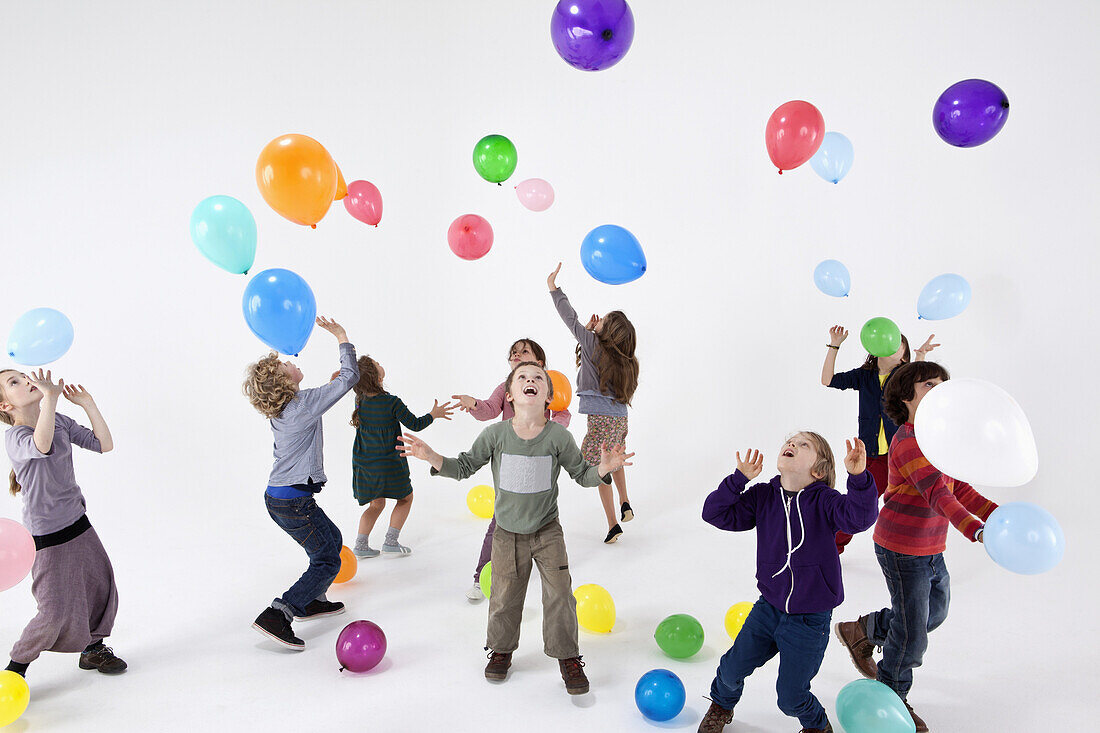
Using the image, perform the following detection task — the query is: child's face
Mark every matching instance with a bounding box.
[0,372,41,413]
[904,376,944,418]
[508,342,540,369]
[506,364,549,407]
[280,360,304,385]
[776,433,821,485]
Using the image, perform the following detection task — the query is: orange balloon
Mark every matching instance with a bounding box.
[256,134,338,227]
[333,545,357,583]
[334,165,347,201]
[548,370,572,412]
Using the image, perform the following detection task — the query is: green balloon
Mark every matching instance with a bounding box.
[654,613,705,659]
[479,561,492,599]
[473,134,518,183]
[860,317,902,358]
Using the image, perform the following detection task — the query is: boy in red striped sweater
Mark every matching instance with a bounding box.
[833,362,997,733]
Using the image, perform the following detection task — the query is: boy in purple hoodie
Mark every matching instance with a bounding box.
[697,433,878,733]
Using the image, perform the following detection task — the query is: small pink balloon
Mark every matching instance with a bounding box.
[447,214,493,260]
[0,518,35,592]
[515,178,555,212]
[343,180,383,226]
[336,620,387,673]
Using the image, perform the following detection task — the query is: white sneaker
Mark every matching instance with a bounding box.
[381,542,412,557]
[466,583,485,602]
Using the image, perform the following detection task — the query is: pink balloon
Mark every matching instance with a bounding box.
[336,620,387,673]
[343,180,383,226]
[765,100,825,173]
[0,518,35,592]
[515,178,555,212]
[447,214,493,260]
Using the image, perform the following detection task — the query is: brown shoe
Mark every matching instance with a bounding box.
[800,724,833,733]
[558,656,589,695]
[904,701,929,732]
[78,642,127,674]
[833,615,878,679]
[484,650,512,681]
[697,700,733,732]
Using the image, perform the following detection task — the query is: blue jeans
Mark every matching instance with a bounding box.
[867,544,951,700]
[265,494,343,618]
[709,597,831,729]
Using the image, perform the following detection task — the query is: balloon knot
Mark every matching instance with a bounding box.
[602,29,613,40]
[777,169,783,175]
[497,183,502,187]
[311,224,317,230]
[1002,100,1010,109]
[339,667,346,673]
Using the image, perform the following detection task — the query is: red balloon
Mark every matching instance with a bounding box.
[344,180,383,226]
[765,101,825,173]
[447,215,493,260]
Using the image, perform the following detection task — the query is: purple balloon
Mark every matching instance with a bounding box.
[932,79,1010,148]
[336,620,387,673]
[550,0,635,71]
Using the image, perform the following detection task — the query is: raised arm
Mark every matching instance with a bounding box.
[62,385,111,453]
[28,369,62,454]
[457,383,506,422]
[914,334,941,362]
[400,429,494,480]
[821,439,879,534]
[549,265,597,349]
[702,449,765,531]
[821,326,848,386]
[298,318,359,419]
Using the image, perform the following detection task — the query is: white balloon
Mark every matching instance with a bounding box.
[913,378,1038,488]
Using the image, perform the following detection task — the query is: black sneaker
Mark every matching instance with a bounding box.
[294,599,346,621]
[620,501,634,522]
[604,524,623,544]
[252,606,305,650]
[78,643,128,674]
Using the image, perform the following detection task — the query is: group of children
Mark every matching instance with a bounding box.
[0,270,995,731]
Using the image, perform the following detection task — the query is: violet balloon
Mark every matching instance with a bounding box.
[336,620,387,673]
[550,0,635,72]
[515,178,555,212]
[933,79,1009,147]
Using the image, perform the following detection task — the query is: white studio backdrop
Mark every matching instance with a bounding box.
[1,1,1096,730]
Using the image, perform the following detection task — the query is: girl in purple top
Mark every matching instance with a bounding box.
[1,368,126,679]
[451,338,571,601]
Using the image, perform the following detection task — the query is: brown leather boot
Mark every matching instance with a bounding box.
[904,701,929,732]
[697,700,733,733]
[833,615,878,679]
[558,656,589,695]
[484,650,512,681]
[800,723,833,733]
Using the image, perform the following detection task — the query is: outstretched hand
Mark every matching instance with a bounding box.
[396,432,433,462]
[62,383,95,408]
[430,399,457,420]
[316,316,348,343]
[844,438,867,475]
[915,334,940,359]
[597,443,635,477]
[736,449,764,480]
[451,394,477,412]
[547,262,561,291]
[828,325,848,347]
[28,369,63,400]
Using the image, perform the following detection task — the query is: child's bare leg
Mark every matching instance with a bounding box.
[612,468,629,505]
[358,498,386,536]
[598,483,617,530]
[389,494,413,530]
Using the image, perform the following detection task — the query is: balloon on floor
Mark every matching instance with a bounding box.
[336,620,387,673]
[6,307,74,366]
[190,195,257,275]
[547,370,572,412]
[242,268,317,356]
[809,132,854,184]
[472,134,517,184]
[479,561,492,599]
[344,180,383,226]
[466,484,495,519]
[0,519,35,592]
[813,259,851,297]
[255,134,338,227]
[654,614,704,659]
[448,215,494,260]
[917,274,971,320]
[333,546,357,584]
[984,502,1065,575]
[635,669,686,722]
[550,0,635,71]
[515,178,555,212]
[836,679,916,733]
[765,100,825,173]
[913,378,1038,487]
[0,671,29,728]
[574,583,615,633]
[859,317,901,358]
[724,601,754,640]
[580,224,646,285]
[932,79,1009,148]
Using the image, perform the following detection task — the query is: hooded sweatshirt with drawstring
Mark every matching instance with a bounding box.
[702,470,879,614]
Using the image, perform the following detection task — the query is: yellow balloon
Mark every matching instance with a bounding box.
[0,670,30,727]
[574,583,615,633]
[466,485,495,519]
[724,601,755,641]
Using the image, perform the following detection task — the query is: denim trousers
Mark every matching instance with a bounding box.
[710,597,831,729]
[265,494,343,617]
[867,544,951,700]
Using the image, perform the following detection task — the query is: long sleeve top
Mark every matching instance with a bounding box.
[551,288,627,416]
[468,380,571,427]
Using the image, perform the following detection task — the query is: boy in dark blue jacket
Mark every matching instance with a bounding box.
[697,432,878,733]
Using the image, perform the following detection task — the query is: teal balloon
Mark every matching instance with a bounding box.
[7,308,74,366]
[190,195,257,274]
[654,614,704,659]
[809,132,855,184]
[836,679,916,733]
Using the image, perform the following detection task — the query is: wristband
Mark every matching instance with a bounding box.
[826,345,840,350]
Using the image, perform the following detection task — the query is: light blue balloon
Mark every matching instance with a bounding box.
[984,502,1065,575]
[917,274,971,320]
[190,195,257,275]
[809,132,855,184]
[634,669,685,722]
[242,269,316,356]
[7,308,75,366]
[814,259,851,297]
[836,679,916,733]
[580,225,646,285]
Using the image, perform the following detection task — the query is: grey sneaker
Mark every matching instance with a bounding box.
[466,583,485,602]
[381,542,412,557]
[352,543,380,559]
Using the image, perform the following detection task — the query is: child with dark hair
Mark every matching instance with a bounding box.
[348,355,455,558]
[834,361,998,733]
[820,325,940,553]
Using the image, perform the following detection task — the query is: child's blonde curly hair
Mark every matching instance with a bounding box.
[244,353,298,419]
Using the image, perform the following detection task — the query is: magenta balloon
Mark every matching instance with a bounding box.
[336,620,387,673]
[0,518,36,592]
[343,180,383,226]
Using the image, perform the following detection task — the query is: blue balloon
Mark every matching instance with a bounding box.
[809,132,855,184]
[7,308,75,366]
[242,269,316,356]
[917,274,971,320]
[580,225,646,285]
[634,669,685,722]
[836,679,916,733]
[814,259,851,297]
[191,195,257,275]
[984,502,1065,575]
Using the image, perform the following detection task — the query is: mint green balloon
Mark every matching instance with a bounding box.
[654,614,705,659]
[190,195,257,274]
[836,679,916,733]
[479,561,492,599]
[860,317,902,358]
[472,134,518,184]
